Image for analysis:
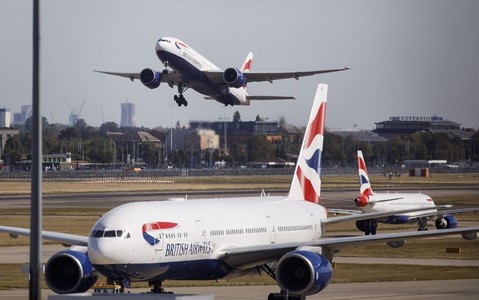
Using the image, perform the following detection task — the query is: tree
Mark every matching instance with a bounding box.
[248,135,275,161]
[99,122,119,133]
[233,111,241,123]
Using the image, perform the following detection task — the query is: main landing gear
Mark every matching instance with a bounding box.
[149,280,166,293]
[417,217,428,231]
[174,82,188,107]
[174,94,187,107]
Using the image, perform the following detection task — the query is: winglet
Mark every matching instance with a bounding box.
[288,84,328,203]
[241,52,254,72]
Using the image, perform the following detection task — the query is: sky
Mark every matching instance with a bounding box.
[1,0,478,130]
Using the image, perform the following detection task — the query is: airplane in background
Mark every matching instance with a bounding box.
[94,36,348,107]
[350,150,476,235]
[1,84,478,299]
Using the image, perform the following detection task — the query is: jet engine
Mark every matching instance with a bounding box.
[356,219,378,235]
[354,195,368,207]
[140,68,161,89]
[223,68,246,88]
[44,249,98,294]
[435,214,457,229]
[275,250,333,296]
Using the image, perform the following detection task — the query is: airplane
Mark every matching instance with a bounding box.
[348,150,477,235]
[1,84,478,299]
[94,36,349,107]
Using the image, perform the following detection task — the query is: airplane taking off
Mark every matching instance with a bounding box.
[94,37,349,107]
[1,84,478,299]
[352,150,477,235]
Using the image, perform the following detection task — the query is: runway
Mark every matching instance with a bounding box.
[0,280,478,300]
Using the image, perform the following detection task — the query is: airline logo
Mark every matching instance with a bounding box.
[175,41,188,50]
[142,221,178,245]
[295,87,326,203]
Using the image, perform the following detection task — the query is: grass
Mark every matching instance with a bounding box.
[1,172,478,195]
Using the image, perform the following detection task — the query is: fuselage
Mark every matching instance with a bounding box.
[361,193,436,224]
[87,196,328,282]
[155,37,248,105]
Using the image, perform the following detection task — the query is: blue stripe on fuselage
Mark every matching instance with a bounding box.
[93,259,231,282]
[157,50,241,105]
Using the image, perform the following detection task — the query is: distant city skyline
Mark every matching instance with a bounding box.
[1,1,478,130]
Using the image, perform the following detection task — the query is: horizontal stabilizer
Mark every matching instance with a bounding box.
[247,95,295,100]
[204,96,295,101]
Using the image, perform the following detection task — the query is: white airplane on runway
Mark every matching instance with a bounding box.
[94,36,348,107]
[349,150,478,235]
[1,84,478,299]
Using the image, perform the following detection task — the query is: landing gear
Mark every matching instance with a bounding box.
[417,217,429,231]
[174,94,188,107]
[149,280,165,293]
[174,82,189,107]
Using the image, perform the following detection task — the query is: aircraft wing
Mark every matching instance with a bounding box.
[242,67,350,83]
[93,70,182,87]
[0,225,88,246]
[218,226,479,268]
[404,207,479,220]
[203,67,350,84]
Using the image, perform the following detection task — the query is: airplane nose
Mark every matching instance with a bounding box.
[88,237,115,265]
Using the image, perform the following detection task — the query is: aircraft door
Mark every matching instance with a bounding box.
[154,232,164,251]
[195,220,206,241]
[266,216,276,244]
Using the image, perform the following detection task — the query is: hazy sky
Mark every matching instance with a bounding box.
[1,0,478,130]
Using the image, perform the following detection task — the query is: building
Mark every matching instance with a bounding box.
[189,120,280,151]
[120,102,135,127]
[13,105,32,125]
[373,116,463,138]
[0,128,20,159]
[185,129,220,151]
[0,108,12,128]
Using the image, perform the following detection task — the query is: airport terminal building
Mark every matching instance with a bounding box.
[373,116,466,138]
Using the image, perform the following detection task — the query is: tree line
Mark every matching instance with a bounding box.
[1,117,478,169]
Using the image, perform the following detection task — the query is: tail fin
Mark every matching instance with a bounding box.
[241,52,254,72]
[357,150,374,196]
[355,150,374,207]
[288,84,328,203]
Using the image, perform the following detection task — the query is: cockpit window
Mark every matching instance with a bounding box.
[92,230,103,238]
[104,230,116,237]
[91,229,131,238]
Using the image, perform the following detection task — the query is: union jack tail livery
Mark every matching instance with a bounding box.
[288,84,328,203]
[355,150,374,207]
[241,52,254,72]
